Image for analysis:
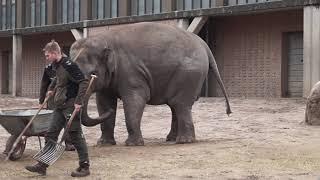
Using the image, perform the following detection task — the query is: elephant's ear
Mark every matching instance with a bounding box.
[103,46,116,77]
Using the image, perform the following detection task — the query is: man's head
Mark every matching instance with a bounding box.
[43,40,62,63]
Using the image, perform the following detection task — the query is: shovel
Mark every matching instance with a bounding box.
[33,74,97,166]
[5,95,51,161]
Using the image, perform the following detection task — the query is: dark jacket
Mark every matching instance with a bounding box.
[39,64,56,104]
[48,56,88,107]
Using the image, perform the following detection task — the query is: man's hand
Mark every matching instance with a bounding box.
[47,90,54,97]
[74,104,82,112]
[39,103,48,109]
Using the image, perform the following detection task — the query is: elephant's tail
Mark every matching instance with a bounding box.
[206,46,232,115]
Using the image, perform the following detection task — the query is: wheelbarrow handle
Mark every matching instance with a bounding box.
[5,95,51,161]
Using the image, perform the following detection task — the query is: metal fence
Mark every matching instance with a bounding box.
[0,0,284,30]
[225,0,281,6]
[0,0,15,30]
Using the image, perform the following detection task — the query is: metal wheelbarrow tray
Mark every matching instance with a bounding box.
[0,109,53,160]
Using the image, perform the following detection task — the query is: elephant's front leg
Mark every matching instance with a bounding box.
[96,91,117,146]
[173,105,196,143]
[123,93,146,146]
[166,107,178,142]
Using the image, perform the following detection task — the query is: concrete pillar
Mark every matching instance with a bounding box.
[177,19,189,30]
[71,29,84,40]
[12,34,22,96]
[187,16,208,34]
[303,6,320,97]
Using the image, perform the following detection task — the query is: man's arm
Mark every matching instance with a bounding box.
[62,59,89,106]
[48,77,57,92]
[39,70,51,104]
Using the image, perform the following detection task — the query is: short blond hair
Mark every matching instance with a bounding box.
[43,40,61,54]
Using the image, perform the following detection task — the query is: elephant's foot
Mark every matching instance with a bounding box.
[176,135,195,144]
[125,136,144,146]
[96,137,116,146]
[166,133,177,142]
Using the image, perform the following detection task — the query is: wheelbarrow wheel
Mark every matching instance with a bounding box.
[4,135,27,161]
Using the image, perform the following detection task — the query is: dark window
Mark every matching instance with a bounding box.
[1,0,6,29]
[6,0,11,29]
[11,0,15,28]
[40,0,46,26]
[176,0,213,10]
[30,0,35,26]
[92,0,118,19]
[27,0,45,27]
[0,0,16,29]
[131,0,162,15]
[58,0,81,24]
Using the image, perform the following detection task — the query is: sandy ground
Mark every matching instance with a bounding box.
[1,95,320,179]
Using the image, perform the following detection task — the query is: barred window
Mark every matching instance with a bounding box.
[26,0,46,27]
[92,0,118,19]
[0,0,16,29]
[1,0,6,29]
[11,0,15,28]
[177,0,214,10]
[131,0,162,16]
[58,0,81,24]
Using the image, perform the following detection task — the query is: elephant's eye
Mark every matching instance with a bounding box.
[90,71,98,76]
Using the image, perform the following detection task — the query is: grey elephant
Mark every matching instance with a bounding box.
[70,22,231,146]
[305,81,320,125]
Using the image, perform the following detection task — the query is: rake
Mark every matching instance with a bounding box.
[33,74,97,166]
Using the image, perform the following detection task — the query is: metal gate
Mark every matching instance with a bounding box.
[287,32,303,97]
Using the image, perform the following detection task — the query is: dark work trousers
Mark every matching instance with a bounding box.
[46,96,73,147]
[45,106,89,166]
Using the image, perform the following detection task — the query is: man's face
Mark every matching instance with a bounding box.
[44,51,58,63]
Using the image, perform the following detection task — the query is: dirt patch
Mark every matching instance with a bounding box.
[1,95,320,179]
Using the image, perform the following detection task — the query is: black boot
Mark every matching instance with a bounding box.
[71,162,90,177]
[25,162,48,175]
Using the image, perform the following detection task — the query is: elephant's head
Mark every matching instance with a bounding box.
[69,38,115,126]
[70,38,115,91]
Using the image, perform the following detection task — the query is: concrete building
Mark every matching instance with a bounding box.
[0,0,319,98]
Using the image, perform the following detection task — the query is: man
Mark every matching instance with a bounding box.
[39,56,76,151]
[25,40,90,177]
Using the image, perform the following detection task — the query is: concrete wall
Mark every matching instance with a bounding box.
[213,10,303,97]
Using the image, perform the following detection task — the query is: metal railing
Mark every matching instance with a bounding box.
[225,0,281,6]
[0,0,15,30]
[0,0,285,30]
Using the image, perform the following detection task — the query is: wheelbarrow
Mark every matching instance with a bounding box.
[0,109,53,161]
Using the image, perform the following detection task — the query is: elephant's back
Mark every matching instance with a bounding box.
[105,22,202,54]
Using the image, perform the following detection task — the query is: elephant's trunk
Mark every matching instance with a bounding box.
[80,93,114,127]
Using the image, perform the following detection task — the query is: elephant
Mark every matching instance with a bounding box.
[69,22,231,146]
[305,81,320,125]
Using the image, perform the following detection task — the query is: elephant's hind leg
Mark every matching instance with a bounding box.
[166,107,178,142]
[171,105,195,144]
